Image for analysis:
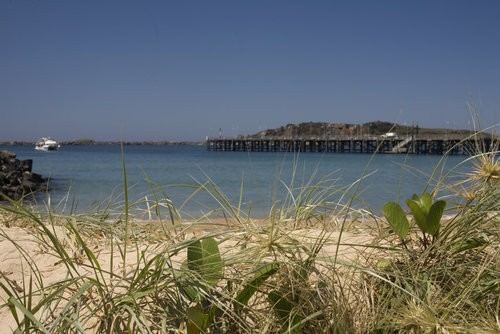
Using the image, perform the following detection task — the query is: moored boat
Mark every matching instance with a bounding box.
[35,137,61,151]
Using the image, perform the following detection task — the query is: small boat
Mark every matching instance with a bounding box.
[35,137,61,151]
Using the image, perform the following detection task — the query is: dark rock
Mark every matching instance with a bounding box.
[20,159,33,172]
[30,172,44,183]
[0,150,16,160]
[0,150,47,200]
[22,178,38,191]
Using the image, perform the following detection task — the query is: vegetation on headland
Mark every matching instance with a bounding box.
[0,135,498,333]
[245,121,481,140]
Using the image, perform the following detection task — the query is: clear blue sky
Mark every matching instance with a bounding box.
[1,0,499,141]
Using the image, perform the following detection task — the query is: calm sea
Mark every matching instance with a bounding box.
[1,144,470,218]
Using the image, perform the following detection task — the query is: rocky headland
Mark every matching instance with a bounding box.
[243,121,477,139]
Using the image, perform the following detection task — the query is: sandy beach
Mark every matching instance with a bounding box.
[0,210,380,333]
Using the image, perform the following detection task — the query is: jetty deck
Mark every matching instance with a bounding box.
[207,136,494,155]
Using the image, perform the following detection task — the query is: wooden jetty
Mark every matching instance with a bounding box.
[207,136,495,155]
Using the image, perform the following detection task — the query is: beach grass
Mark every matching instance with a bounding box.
[0,134,498,333]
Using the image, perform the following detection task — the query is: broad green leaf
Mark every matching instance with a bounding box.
[268,291,294,322]
[235,263,279,307]
[406,199,428,233]
[383,202,410,239]
[187,237,223,286]
[187,240,203,272]
[178,261,200,302]
[186,306,209,334]
[419,192,433,212]
[426,200,446,236]
[187,240,203,271]
[199,237,223,286]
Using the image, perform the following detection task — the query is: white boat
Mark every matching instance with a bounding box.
[35,137,61,151]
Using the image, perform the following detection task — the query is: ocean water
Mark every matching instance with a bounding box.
[1,144,470,218]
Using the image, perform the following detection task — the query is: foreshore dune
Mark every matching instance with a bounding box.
[0,211,378,333]
[0,196,497,333]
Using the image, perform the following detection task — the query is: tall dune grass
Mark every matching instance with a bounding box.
[0,133,498,333]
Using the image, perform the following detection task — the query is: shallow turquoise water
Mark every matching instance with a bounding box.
[1,144,470,217]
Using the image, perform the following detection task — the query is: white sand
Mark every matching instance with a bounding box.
[0,214,377,333]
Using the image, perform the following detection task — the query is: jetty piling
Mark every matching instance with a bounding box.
[207,136,493,155]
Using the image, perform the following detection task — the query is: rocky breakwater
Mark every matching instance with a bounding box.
[0,150,47,200]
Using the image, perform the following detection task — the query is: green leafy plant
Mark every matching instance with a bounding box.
[180,236,280,333]
[383,192,446,246]
[382,201,410,240]
[406,193,446,237]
